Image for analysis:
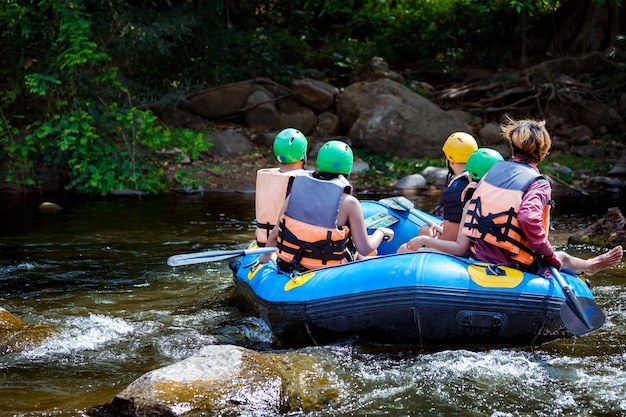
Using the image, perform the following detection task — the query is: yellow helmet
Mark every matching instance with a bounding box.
[442,132,478,164]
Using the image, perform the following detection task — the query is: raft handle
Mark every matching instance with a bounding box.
[457,310,507,329]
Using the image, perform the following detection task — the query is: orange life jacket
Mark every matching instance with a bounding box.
[462,161,551,266]
[254,168,305,245]
[276,174,352,270]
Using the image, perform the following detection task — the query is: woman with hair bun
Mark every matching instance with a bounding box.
[462,117,622,275]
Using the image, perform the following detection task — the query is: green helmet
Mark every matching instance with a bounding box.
[442,132,478,164]
[466,148,504,181]
[316,140,354,175]
[273,128,308,164]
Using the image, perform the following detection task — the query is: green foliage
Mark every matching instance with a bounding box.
[539,134,624,182]
[214,27,311,86]
[305,0,358,17]
[607,34,626,73]
[175,166,205,191]
[2,0,568,107]
[1,0,617,196]
[91,0,314,98]
[356,151,446,189]
[540,154,615,182]
[1,0,209,195]
[337,0,562,74]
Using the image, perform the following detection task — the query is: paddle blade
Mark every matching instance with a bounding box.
[560,296,606,336]
[551,266,604,336]
[379,196,443,232]
[167,247,276,267]
[167,250,243,266]
[379,196,415,211]
[365,212,399,229]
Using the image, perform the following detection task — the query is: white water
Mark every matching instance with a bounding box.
[1,192,625,416]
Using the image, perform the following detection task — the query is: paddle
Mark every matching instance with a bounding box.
[379,196,444,233]
[550,266,605,336]
[167,247,276,267]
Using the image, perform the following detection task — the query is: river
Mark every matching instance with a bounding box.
[0,191,625,416]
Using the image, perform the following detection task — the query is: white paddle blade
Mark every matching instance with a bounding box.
[379,196,414,211]
[365,212,399,229]
[167,247,276,267]
[379,196,443,232]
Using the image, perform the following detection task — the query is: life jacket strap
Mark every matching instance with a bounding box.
[256,221,274,244]
[465,197,536,259]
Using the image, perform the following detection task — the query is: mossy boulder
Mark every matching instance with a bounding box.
[90,344,340,416]
[0,307,56,354]
[568,207,626,246]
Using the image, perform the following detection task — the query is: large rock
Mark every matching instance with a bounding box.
[244,89,278,132]
[420,166,448,187]
[206,129,255,158]
[348,56,406,84]
[477,122,502,146]
[0,307,56,354]
[578,102,626,133]
[395,174,427,190]
[187,83,253,120]
[292,78,339,111]
[568,207,626,246]
[608,148,626,177]
[187,79,290,121]
[275,106,318,135]
[337,78,471,158]
[90,344,341,416]
[103,345,282,416]
[311,111,341,140]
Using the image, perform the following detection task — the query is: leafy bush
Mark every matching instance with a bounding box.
[540,155,615,182]
[0,0,588,196]
[1,0,209,195]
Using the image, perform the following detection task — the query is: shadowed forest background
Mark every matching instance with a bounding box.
[2,0,626,195]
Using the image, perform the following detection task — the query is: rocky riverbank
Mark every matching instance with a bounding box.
[166,129,626,206]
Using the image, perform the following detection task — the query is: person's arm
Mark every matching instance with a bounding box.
[439,220,459,241]
[406,233,470,256]
[396,223,440,253]
[517,180,552,253]
[340,195,393,256]
[518,180,561,268]
[404,203,471,256]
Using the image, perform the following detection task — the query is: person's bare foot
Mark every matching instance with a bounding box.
[585,245,623,275]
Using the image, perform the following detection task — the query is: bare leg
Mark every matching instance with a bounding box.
[556,245,623,275]
[396,243,411,254]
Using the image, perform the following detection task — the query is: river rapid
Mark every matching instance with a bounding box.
[0,191,625,417]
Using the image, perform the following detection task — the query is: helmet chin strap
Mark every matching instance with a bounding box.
[446,160,455,185]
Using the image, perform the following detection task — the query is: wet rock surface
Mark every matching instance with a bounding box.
[89,344,341,416]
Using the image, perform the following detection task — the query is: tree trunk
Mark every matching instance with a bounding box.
[532,0,626,57]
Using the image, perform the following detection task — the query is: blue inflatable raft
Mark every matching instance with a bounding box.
[229,197,605,347]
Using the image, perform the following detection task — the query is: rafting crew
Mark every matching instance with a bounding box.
[397,131,478,253]
[255,128,310,247]
[406,117,623,276]
[259,140,393,272]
